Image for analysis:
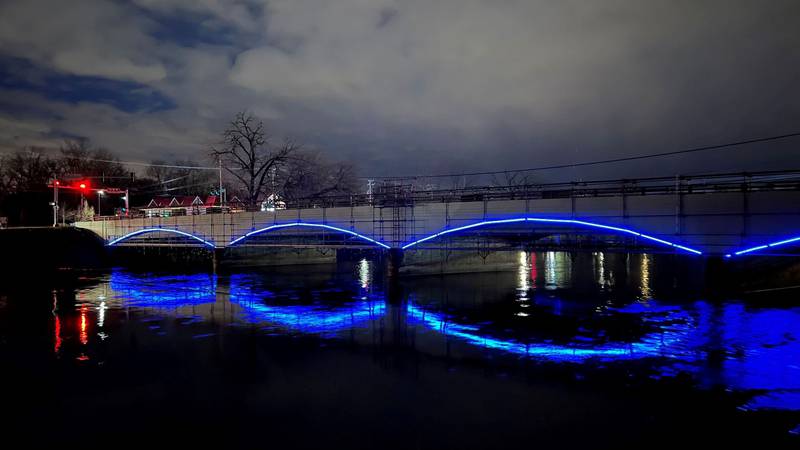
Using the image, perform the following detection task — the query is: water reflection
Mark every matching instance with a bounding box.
[639,253,652,300]
[228,273,384,337]
[109,272,218,308]
[516,252,531,317]
[406,301,693,361]
[593,252,606,289]
[544,251,571,290]
[358,258,371,290]
[33,253,800,417]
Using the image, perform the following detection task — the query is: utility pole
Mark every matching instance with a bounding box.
[52,179,59,227]
[367,179,375,205]
[97,190,104,218]
[218,158,224,210]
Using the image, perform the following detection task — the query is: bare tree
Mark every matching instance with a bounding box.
[4,147,58,192]
[59,138,126,184]
[0,155,8,195]
[210,111,298,208]
[490,171,534,190]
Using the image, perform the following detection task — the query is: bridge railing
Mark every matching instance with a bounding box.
[281,169,800,208]
[92,169,800,219]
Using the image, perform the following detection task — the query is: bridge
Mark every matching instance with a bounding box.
[74,170,800,266]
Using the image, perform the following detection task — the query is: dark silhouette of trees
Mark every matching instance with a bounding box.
[4,148,57,192]
[281,151,358,203]
[59,138,126,186]
[0,140,130,225]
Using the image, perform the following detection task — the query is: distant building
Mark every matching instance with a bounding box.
[261,193,286,212]
[140,195,218,217]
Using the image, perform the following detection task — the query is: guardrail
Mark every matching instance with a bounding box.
[93,169,800,219]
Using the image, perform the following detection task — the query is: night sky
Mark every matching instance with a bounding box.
[1,0,798,180]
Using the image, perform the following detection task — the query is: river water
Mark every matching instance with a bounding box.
[1,252,799,448]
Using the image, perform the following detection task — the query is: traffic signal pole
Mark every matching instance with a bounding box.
[49,180,129,221]
[52,181,59,227]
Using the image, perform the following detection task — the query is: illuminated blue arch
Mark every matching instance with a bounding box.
[228,222,391,249]
[401,217,702,255]
[107,228,216,248]
[725,235,800,258]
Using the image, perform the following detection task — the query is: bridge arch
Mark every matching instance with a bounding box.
[228,222,391,249]
[107,228,216,248]
[401,217,702,255]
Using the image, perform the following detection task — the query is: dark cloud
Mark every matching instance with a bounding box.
[0,0,798,182]
[0,56,175,113]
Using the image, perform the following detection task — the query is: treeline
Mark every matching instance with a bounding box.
[0,111,361,225]
[0,138,143,225]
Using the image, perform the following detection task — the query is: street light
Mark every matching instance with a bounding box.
[97,190,105,217]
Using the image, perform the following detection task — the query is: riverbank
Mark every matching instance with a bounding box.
[0,227,107,274]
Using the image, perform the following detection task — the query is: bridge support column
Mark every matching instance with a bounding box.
[212,247,224,273]
[704,256,732,299]
[386,248,404,280]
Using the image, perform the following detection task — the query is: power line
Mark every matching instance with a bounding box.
[131,181,216,195]
[87,158,218,170]
[31,147,218,170]
[368,132,800,180]
[134,174,193,191]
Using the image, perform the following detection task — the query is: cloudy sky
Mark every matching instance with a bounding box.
[0,0,798,180]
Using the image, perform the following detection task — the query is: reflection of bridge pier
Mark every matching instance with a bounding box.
[379,282,413,351]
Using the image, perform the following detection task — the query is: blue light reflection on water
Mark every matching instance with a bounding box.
[404,299,800,410]
[717,305,800,411]
[226,273,384,337]
[405,301,699,362]
[98,267,800,412]
[108,272,218,308]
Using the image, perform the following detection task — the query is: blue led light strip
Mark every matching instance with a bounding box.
[229,222,391,249]
[107,228,216,248]
[725,235,800,258]
[401,217,702,255]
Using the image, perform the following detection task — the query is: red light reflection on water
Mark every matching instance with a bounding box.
[52,290,62,355]
[53,316,62,354]
[79,305,88,345]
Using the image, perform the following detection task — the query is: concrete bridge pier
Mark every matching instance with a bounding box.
[704,255,732,299]
[212,247,224,273]
[386,248,404,279]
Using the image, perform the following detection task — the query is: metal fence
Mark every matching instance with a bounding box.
[93,169,800,219]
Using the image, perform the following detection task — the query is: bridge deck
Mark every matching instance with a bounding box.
[75,170,800,257]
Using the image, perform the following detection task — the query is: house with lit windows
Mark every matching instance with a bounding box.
[140,195,218,217]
